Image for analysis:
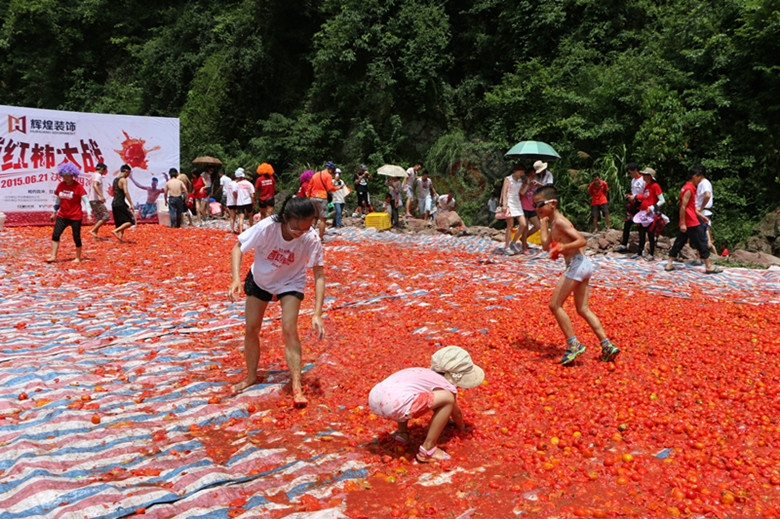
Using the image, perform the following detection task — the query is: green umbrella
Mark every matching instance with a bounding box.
[505,141,561,162]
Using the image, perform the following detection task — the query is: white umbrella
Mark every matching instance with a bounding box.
[377,164,407,178]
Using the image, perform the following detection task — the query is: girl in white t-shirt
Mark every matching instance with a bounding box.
[229,196,325,406]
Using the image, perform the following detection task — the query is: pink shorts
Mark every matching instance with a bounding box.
[410,392,435,418]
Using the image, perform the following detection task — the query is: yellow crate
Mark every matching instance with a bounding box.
[510,229,541,244]
[365,212,392,230]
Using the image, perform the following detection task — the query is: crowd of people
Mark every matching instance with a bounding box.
[493,160,720,270]
[40,156,726,468]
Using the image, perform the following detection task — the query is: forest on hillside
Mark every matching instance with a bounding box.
[2,0,779,245]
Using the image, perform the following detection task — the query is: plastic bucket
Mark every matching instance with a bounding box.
[156,198,170,226]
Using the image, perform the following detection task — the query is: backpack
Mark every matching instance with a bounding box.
[648,212,667,236]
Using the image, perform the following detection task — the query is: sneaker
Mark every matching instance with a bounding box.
[509,242,519,252]
[614,245,628,252]
[630,253,644,260]
[600,341,620,362]
[645,255,655,261]
[561,341,586,365]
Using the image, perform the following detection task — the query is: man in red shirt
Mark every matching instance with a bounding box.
[587,173,610,232]
[665,165,721,274]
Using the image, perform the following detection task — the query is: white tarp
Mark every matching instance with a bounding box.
[0,104,179,225]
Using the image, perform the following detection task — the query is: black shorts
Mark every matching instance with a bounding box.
[244,272,304,302]
[257,197,275,209]
[523,209,537,219]
[236,204,253,216]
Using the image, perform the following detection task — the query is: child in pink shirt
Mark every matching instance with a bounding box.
[369,346,484,463]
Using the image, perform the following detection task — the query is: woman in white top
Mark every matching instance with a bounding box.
[229,196,325,407]
[232,169,255,234]
[497,164,528,255]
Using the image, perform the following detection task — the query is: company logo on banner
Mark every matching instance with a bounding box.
[0,105,179,226]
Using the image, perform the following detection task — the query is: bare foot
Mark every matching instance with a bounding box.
[45,257,56,263]
[89,230,99,238]
[233,377,257,393]
[292,390,308,408]
[72,258,82,263]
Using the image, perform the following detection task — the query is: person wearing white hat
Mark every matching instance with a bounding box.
[368,346,484,463]
[233,168,255,234]
[631,168,664,260]
[226,169,241,232]
[534,160,554,185]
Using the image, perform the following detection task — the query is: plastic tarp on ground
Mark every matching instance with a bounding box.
[1,224,779,518]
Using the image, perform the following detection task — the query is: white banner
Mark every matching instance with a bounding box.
[0,105,179,226]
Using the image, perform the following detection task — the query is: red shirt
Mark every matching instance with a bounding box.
[638,181,662,211]
[588,180,608,206]
[255,175,276,200]
[55,181,87,220]
[680,181,700,227]
[193,176,208,199]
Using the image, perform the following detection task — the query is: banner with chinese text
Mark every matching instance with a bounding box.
[0,105,179,226]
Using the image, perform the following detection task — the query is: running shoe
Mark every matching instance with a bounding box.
[600,341,620,362]
[561,341,586,365]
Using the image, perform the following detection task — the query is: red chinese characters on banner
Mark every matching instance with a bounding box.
[1,137,104,173]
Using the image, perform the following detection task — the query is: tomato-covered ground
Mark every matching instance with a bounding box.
[1,224,779,519]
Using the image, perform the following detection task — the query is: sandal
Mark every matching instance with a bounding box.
[704,268,723,274]
[664,265,676,272]
[416,445,451,463]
